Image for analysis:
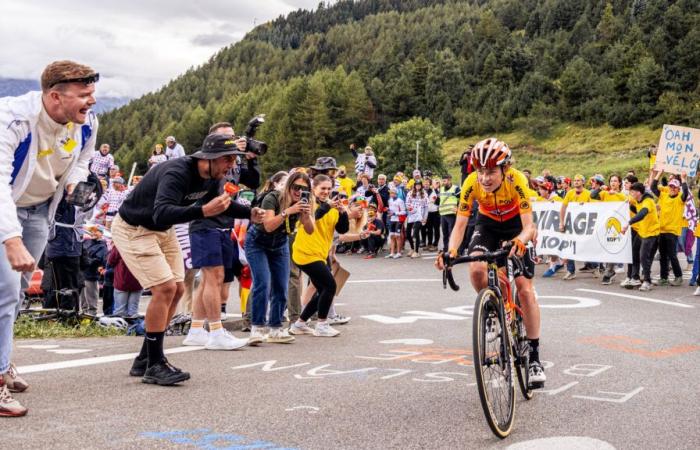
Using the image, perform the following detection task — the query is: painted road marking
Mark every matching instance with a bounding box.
[379,339,434,345]
[576,288,694,308]
[579,336,700,359]
[507,436,616,450]
[347,278,441,284]
[537,295,601,309]
[17,346,203,374]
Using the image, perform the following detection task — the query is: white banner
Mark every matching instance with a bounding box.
[532,201,632,263]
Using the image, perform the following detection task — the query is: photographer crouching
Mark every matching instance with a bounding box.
[111,133,264,386]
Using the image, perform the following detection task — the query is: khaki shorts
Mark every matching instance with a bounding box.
[111,214,185,289]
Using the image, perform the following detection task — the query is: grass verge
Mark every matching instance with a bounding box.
[14,315,126,339]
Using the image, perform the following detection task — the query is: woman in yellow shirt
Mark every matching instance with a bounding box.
[290,175,350,337]
[622,182,660,291]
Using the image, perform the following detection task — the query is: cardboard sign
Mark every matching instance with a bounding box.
[654,124,700,176]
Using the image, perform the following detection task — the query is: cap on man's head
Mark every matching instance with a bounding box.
[111,177,125,185]
[669,179,681,188]
[191,133,246,159]
[165,136,176,142]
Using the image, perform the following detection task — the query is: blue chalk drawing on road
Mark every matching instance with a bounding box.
[141,429,299,450]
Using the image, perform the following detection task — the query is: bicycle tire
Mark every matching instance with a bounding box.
[472,288,515,439]
[513,304,533,400]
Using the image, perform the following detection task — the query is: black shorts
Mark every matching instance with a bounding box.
[467,215,534,279]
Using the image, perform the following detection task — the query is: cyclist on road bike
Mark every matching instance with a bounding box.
[436,137,546,387]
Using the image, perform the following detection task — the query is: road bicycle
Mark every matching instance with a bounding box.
[442,244,535,438]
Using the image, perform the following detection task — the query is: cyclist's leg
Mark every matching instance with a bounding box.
[514,275,539,341]
[466,219,499,291]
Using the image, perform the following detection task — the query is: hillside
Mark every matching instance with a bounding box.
[443,123,660,179]
[97,0,700,175]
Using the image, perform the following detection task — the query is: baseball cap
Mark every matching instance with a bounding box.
[165,136,176,142]
[669,179,681,188]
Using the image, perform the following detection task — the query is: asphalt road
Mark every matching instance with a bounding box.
[6,253,700,450]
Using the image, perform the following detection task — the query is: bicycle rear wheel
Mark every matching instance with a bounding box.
[472,288,515,439]
[512,298,533,400]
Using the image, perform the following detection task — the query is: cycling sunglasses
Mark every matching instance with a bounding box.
[291,184,310,192]
[49,73,100,88]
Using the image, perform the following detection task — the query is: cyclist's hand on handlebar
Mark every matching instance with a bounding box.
[507,238,527,258]
[435,249,456,271]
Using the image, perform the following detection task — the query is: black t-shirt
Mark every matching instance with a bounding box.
[118,157,250,231]
[255,190,298,236]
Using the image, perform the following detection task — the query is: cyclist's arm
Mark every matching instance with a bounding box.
[516,211,536,245]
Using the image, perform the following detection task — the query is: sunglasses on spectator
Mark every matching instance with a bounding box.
[49,73,100,88]
[292,184,310,192]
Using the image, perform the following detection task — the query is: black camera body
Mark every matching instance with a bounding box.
[244,115,268,156]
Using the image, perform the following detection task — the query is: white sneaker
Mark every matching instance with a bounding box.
[265,327,295,343]
[694,287,700,296]
[289,321,315,335]
[205,330,248,350]
[182,328,209,346]
[639,281,652,291]
[248,326,266,346]
[563,271,576,281]
[628,279,642,287]
[528,361,546,387]
[619,277,631,287]
[328,314,351,325]
[392,253,401,259]
[313,322,340,337]
[385,253,394,259]
[614,266,626,274]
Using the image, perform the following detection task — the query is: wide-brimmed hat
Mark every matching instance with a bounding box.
[191,134,246,160]
[309,157,338,171]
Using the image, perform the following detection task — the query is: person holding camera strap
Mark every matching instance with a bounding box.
[0,61,99,417]
[182,122,259,351]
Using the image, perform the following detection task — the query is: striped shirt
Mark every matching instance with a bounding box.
[90,151,114,176]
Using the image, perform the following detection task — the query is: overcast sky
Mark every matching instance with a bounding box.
[1,0,332,97]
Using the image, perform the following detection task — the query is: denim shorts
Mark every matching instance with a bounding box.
[190,228,236,269]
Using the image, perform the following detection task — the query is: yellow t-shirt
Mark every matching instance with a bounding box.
[599,191,627,202]
[458,168,532,222]
[338,177,355,197]
[292,206,339,266]
[635,196,660,238]
[562,188,592,205]
[656,187,685,235]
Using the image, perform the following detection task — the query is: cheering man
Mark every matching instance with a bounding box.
[0,60,99,416]
[111,133,264,386]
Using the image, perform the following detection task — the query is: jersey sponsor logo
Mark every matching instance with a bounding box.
[515,185,526,200]
[520,201,529,209]
[458,202,469,212]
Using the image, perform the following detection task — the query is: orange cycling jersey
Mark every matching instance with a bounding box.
[457,168,532,221]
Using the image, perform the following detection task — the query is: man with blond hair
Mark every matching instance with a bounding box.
[0,60,99,416]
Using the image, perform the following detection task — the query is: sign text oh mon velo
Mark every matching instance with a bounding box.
[655,124,700,176]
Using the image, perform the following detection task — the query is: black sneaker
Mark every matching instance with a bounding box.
[129,356,148,377]
[142,361,190,386]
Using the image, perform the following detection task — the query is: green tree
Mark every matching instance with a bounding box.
[368,117,445,176]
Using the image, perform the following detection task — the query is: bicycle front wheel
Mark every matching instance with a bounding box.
[472,288,515,439]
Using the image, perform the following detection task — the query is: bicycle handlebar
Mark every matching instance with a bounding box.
[442,243,513,291]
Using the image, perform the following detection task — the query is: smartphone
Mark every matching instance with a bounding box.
[300,190,310,204]
[66,181,96,207]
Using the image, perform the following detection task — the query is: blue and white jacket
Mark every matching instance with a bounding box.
[0,91,98,243]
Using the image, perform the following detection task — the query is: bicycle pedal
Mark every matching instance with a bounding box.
[528,381,545,390]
